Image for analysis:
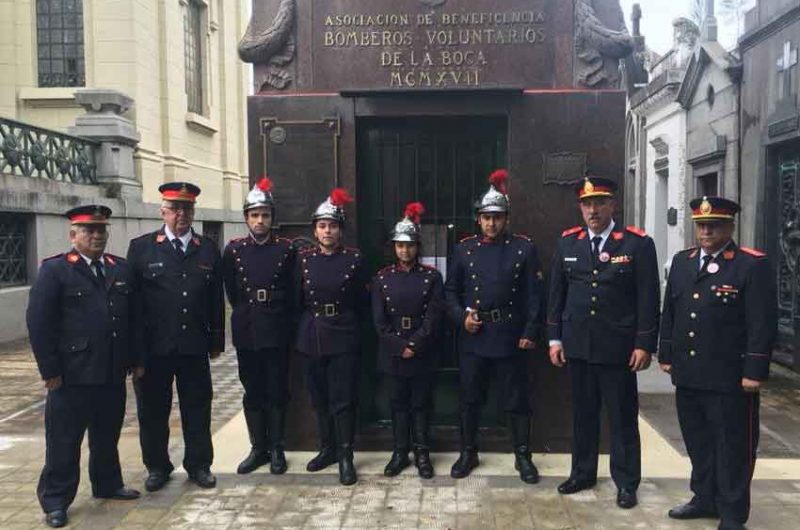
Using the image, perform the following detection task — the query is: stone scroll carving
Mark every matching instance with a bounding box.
[238,0,297,90]
[575,0,634,89]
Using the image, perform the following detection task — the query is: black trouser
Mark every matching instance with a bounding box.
[389,373,435,414]
[568,359,641,491]
[459,351,530,414]
[676,386,759,524]
[37,385,126,513]
[237,348,290,411]
[306,352,358,416]
[134,355,213,474]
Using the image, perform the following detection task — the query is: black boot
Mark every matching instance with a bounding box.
[384,411,411,477]
[268,407,288,475]
[450,409,480,479]
[237,409,271,474]
[307,412,337,472]
[412,411,434,479]
[335,410,357,486]
[510,413,540,484]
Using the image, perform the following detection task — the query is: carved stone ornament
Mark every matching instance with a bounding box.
[238,0,297,90]
[575,0,634,89]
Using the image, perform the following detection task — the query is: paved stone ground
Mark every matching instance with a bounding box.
[2,341,800,529]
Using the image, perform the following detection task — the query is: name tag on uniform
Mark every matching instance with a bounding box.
[563,257,578,262]
[147,262,164,270]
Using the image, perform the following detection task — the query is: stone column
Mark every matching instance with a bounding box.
[68,89,142,199]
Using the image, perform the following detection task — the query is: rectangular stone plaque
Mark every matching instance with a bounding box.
[313,0,555,90]
[261,117,341,225]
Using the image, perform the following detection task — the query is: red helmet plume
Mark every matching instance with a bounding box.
[489,169,509,195]
[329,188,354,207]
[257,176,273,192]
[403,202,425,224]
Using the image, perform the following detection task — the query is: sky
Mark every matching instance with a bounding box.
[618,0,757,54]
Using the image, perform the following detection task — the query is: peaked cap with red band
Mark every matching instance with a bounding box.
[159,182,201,203]
[66,205,112,225]
[689,196,740,222]
[575,176,617,200]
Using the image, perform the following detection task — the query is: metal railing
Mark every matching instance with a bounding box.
[0,117,97,184]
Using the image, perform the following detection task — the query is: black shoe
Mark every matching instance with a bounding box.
[95,486,141,500]
[306,446,338,472]
[237,449,271,475]
[450,450,479,479]
[44,510,67,528]
[414,447,435,479]
[338,445,357,486]
[188,469,217,488]
[557,477,596,494]
[718,520,745,530]
[384,449,411,477]
[513,449,540,484]
[617,489,638,509]
[668,502,719,520]
[144,470,171,492]
[270,446,287,475]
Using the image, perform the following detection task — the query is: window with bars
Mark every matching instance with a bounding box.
[0,214,29,288]
[184,0,205,115]
[36,0,85,88]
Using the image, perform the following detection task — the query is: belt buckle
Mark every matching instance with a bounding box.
[256,289,269,302]
[490,309,502,323]
[324,303,336,317]
[401,316,412,330]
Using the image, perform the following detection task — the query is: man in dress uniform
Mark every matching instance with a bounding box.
[223,177,295,475]
[296,188,370,486]
[27,205,141,528]
[127,182,224,491]
[445,169,544,484]
[547,176,660,509]
[659,197,776,530]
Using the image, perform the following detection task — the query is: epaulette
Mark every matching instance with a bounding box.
[419,263,438,271]
[104,254,125,266]
[740,247,766,258]
[561,226,582,237]
[459,235,477,243]
[513,233,531,242]
[41,253,65,264]
[228,236,246,244]
[276,236,292,245]
[625,226,647,237]
[377,265,395,275]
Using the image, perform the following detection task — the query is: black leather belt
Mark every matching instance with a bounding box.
[476,307,513,323]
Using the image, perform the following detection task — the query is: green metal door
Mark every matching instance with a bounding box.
[356,116,508,443]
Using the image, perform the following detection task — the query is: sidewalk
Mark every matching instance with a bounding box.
[1,343,800,529]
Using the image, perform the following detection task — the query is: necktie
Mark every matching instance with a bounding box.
[91,260,105,282]
[700,254,713,273]
[592,236,603,262]
[172,238,184,256]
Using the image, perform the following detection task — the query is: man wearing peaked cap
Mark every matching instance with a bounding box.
[296,188,370,486]
[222,177,296,475]
[445,169,545,484]
[548,176,660,509]
[126,181,225,492]
[659,197,777,530]
[27,205,141,528]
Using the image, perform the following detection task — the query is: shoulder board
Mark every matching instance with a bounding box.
[561,226,582,237]
[228,236,246,244]
[625,226,647,237]
[41,253,65,264]
[419,263,438,272]
[740,246,766,258]
[298,246,316,255]
[513,233,531,242]
[104,253,126,264]
[377,265,395,275]
[276,237,292,245]
[681,246,698,255]
[459,235,477,243]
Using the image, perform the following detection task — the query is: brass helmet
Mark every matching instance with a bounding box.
[391,202,425,243]
[312,188,353,224]
[243,176,275,212]
[475,169,510,214]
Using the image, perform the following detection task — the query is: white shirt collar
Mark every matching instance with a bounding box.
[587,220,616,251]
[163,225,193,250]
